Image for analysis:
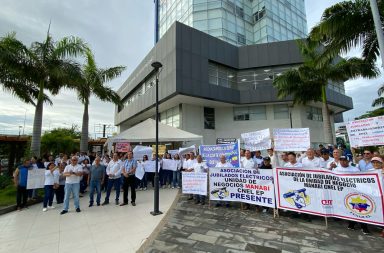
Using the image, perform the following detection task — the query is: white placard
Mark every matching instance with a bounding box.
[178,145,196,156]
[182,172,208,195]
[241,129,271,151]
[27,169,45,189]
[168,149,179,158]
[143,160,160,172]
[162,159,178,171]
[346,116,384,147]
[133,145,153,160]
[135,163,145,180]
[273,128,310,151]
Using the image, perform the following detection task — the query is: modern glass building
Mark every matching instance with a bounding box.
[157,0,307,46]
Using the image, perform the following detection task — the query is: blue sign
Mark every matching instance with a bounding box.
[200,142,240,168]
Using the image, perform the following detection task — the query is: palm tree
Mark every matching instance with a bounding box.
[77,50,125,152]
[309,0,383,64]
[0,31,87,156]
[273,40,379,144]
[372,84,384,107]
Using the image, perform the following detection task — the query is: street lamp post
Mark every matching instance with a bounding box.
[150,61,163,216]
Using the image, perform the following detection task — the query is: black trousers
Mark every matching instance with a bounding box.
[122,175,136,204]
[55,185,65,204]
[16,185,28,208]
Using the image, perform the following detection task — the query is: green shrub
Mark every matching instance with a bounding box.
[0,174,12,189]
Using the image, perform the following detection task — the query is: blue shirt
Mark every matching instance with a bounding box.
[124,159,137,174]
[18,165,29,187]
[358,160,373,171]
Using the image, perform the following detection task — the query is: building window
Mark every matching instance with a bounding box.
[208,62,236,88]
[237,33,246,45]
[274,104,289,119]
[234,106,266,121]
[204,107,215,129]
[306,106,323,121]
[160,106,180,128]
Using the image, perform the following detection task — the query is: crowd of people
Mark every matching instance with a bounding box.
[12,144,384,236]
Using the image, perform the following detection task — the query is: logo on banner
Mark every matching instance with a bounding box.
[283,188,310,209]
[345,193,375,218]
[211,187,229,199]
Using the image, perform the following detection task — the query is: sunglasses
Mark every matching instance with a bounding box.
[364,153,371,155]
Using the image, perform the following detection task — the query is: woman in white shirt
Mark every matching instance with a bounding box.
[172,154,182,189]
[43,162,59,212]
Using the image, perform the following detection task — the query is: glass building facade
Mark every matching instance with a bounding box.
[157,0,307,46]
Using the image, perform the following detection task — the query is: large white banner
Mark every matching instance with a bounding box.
[209,168,275,207]
[133,145,153,160]
[274,168,384,226]
[182,172,207,195]
[346,116,384,147]
[162,159,178,171]
[241,129,271,151]
[273,128,310,151]
[27,169,45,189]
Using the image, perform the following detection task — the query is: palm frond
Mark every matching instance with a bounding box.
[372,97,384,107]
[54,36,88,58]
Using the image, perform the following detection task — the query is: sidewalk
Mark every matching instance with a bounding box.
[0,188,179,253]
[144,195,384,253]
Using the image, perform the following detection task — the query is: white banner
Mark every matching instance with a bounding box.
[273,128,310,151]
[27,169,45,189]
[182,172,207,195]
[179,145,196,156]
[241,129,271,151]
[209,168,275,207]
[346,116,384,147]
[135,163,145,180]
[143,161,160,172]
[162,159,178,171]
[133,145,153,161]
[274,168,384,226]
[168,149,179,158]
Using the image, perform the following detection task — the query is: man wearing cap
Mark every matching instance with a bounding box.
[259,157,272,169]
[320,149,334,169]
[370,156,383,170]
[301,148,321,168]
[358,150,373,171]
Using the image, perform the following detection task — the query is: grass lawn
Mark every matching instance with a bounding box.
[0,185,16,207]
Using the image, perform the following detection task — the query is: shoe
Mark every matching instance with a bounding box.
[17,207,22,211]
[187,197,193,200]
[60,210,68,215]
[225,203,231,208]
[347,224,355,230]
[262,209,268,213]
[76,208,81,213]
[101,201,109,206]
[131,202,136,206]
[177,186,180,189]
[200,202,205,205]
[115,200,119,205]
[381,230,384,238]
[194,201,200,204]
[172,187,175,189]
[362,228,370,235]
[48,206,55,209]
[43,208,47,212]
[144,187,147,191]
[97,203,100,206]
[215,203,222,207]
[119,203,128,206]
[89,203,93,207]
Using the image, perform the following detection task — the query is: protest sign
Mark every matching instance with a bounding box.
[115,142,131,152]
[168,149,179,157]
[27,169,45,189]
[209,168,275,207]
[182,172,208,195]
[179,145,196,156]
[143,160,160,172]
[135,163,145,180]
[200,142,240,168]
[162,159,178,171]
[241,129,271,151]
[133,145,153,160]
[346,116,384,147]
[273,128,310,151]
[274,168,384,225]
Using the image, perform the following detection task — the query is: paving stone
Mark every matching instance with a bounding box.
[299,246,337,253]
[264,240,300,252]
[193,241,229,253]
[215,237,247,250]
[206,230,233,239]
[282,236,318,248]
[245,243,282,253]
[188,233,218,244]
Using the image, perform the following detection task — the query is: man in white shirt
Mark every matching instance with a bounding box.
[267,148,278,168]
[185,152,197,200]
[252,150,263,168]
[333,156,359,172]
[215,155,233,168]
[61,156,83,215]
[284,152,303,168]
[320,149,334,169]
[192,155,208,205]
[102,153,122,205]
[327,149,342,170]
[241,150,257,170]
[301,148,321,168]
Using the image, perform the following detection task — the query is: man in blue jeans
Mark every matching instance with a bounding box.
[102,153,122,205]
[88,156,105,207]
[61,156,83,215]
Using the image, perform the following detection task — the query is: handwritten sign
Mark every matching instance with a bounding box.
[273,128,310,151]
[182,172,207,195]
[241,129,271,151]
[346,116,384,147]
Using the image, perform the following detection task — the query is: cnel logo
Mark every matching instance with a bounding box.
[344,193,375,217]
[321,200,333,206]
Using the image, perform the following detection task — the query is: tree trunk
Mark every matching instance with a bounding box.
[30,82,44,157]
[321,85,333,145]
[80,102,89,153]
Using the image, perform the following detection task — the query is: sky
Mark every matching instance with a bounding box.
[0,0,383,136]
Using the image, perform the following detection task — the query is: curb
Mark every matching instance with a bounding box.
[136,189,181,253]
[0,198,43,216]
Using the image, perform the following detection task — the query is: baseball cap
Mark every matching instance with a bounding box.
[371,157,383,163]
[339,156,349,161]
[263,157,271,161]
[320,149,329,155]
